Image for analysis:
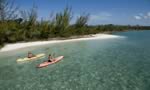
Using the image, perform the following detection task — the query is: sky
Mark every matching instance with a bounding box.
[15,0,150,26]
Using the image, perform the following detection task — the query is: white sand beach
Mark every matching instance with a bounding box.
[0,34,124,52]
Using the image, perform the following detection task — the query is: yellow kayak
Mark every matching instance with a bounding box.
[17,53,45,62]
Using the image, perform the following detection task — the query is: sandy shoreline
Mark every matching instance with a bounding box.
[0,34,124,52]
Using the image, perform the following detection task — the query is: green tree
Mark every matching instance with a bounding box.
[0,0,18,21]
[75,14,89,35]
[54,7,72,37]
[75,14,89,28]
[20,5,39,40]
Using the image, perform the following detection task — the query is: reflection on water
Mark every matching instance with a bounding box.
[0,31,150,90]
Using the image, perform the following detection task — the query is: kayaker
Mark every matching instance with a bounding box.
[48,54,53,62]
[28,52,35,58]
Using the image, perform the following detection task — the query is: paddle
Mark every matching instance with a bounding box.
[53,53,55,58]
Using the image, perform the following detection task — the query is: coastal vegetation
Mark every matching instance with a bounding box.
[0,0,150,48]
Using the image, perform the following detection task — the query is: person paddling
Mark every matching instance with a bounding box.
[28,52,35,58]
[48,54,54,62]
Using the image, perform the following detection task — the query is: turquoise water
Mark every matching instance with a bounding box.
[0,30,150,90]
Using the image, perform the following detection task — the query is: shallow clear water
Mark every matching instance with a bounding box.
[0,30,150,90]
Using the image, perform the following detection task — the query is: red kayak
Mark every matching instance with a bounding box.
[37,56,64,68]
